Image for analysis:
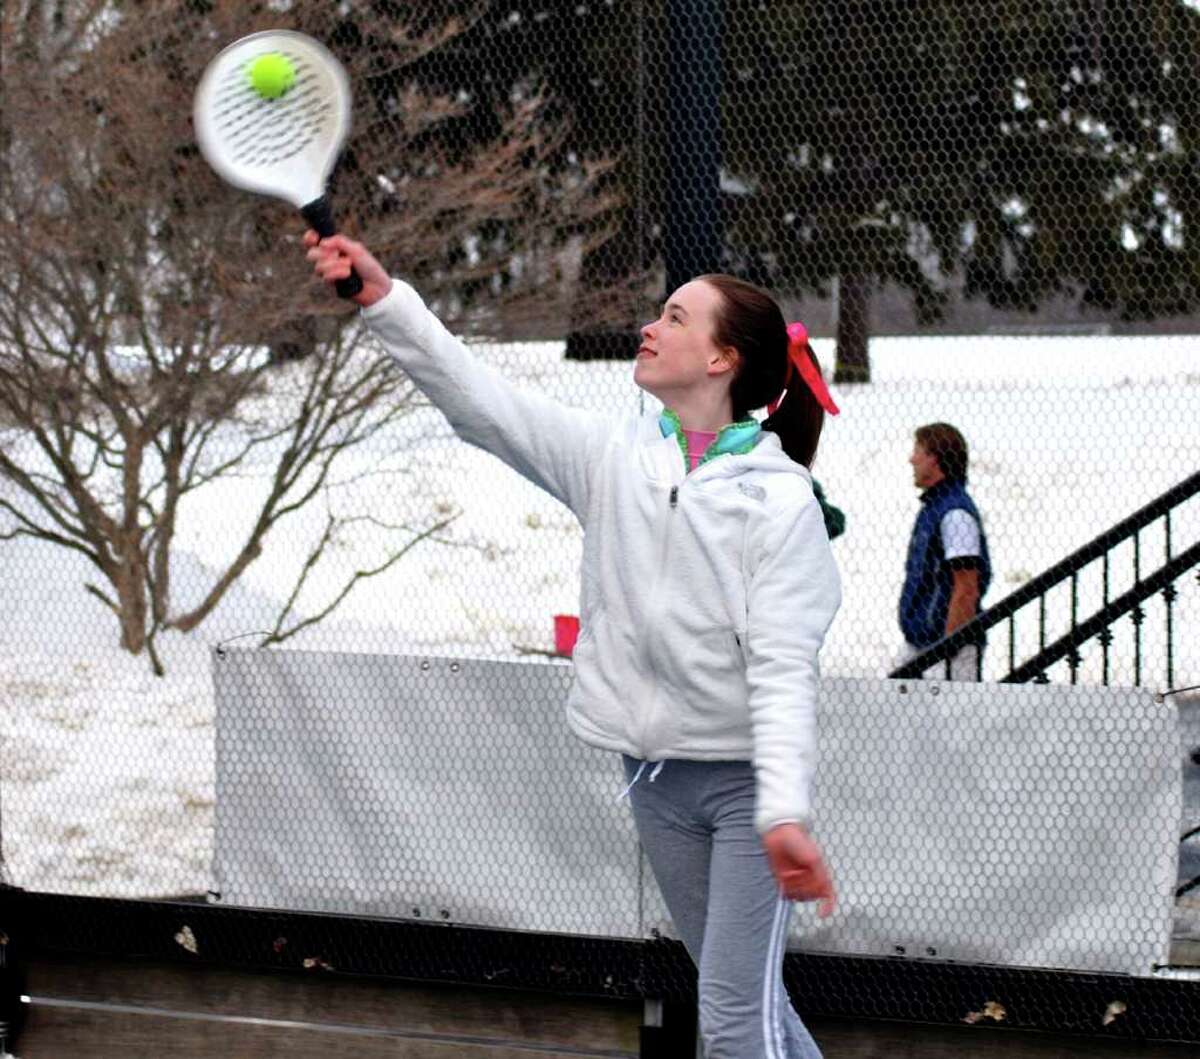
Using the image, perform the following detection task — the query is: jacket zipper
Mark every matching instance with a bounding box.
[637,481,679,756]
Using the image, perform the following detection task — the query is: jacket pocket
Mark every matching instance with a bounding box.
[672,627,750,743]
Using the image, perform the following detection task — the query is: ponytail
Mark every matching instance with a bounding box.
[697,273,831,469]
[762,348,826,468]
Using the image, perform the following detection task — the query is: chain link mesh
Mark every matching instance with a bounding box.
[1,0,1198,983]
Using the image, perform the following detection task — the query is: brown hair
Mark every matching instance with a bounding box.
[915,422,969,483]
[697,273,825,468]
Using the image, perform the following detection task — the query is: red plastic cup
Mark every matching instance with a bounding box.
[553,614,580,656]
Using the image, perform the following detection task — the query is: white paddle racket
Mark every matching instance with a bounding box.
[193,29,362,298]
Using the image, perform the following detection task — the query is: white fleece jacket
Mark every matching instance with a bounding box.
[364,280,842,833]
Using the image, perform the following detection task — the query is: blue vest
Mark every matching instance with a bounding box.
[899,480,991,648]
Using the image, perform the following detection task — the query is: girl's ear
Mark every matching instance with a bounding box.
[707,344,740,378]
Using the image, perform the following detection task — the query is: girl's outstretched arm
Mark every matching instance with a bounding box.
[304,232,612,517]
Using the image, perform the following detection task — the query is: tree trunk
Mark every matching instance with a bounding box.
[834,272,872,384]
[115,555,148,655]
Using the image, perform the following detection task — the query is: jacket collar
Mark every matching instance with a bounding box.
[918,478,961,505]
[658,409,761,469]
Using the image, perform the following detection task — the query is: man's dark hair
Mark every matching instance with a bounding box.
[915,422,969,483]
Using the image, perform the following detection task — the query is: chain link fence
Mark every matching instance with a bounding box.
[2,0,1199,983]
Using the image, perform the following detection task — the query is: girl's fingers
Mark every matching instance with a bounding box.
[303,230,351,279]
[306,245,352,283]
[780,865,835,907]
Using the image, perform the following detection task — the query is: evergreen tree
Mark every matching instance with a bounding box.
[722,0,1200,381]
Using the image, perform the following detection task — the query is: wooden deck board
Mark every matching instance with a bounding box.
[15,952,1200,1058]
[810,1017,1200,1058]
[22,952,641,1056]
[17,1004,636,1059]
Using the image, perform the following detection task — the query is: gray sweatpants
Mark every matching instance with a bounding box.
[622,756,822,1059]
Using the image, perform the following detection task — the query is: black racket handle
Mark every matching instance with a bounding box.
[300,195,364,300]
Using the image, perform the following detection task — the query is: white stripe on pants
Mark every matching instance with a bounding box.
[622,755,823,1059]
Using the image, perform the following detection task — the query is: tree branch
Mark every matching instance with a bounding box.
[263,510,460,646]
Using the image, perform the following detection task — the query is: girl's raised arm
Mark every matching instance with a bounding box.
[306,232,612,517]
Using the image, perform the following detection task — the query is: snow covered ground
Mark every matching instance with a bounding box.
[3,329,1199,900]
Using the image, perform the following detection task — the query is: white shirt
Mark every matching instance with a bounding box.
[941,508,981,561]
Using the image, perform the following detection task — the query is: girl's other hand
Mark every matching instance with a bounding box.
[763,822,836,917]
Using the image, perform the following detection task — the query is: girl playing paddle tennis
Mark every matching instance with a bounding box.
[305,231,842,1059]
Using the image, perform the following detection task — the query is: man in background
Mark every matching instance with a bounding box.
[897,422,991,681]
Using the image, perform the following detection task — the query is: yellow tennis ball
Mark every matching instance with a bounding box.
[247,53,296,100]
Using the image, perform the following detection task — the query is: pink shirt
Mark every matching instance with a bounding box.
[683,429,718,472]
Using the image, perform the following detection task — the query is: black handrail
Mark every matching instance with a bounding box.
[1001,539,1200,683]
[890,468,1200,679]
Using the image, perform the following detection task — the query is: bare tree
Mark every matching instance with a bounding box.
[0,0,619,673]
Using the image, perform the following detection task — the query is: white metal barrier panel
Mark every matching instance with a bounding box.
[213,649,1178,976]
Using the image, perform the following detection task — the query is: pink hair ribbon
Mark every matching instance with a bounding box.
[767,321,840,416]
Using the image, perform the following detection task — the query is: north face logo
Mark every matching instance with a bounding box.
[737,482,766,502]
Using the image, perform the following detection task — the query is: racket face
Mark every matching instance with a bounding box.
[193,30,351,209]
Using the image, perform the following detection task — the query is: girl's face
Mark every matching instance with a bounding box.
[634,280,735,401]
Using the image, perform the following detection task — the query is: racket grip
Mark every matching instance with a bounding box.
[300,195,364,299]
